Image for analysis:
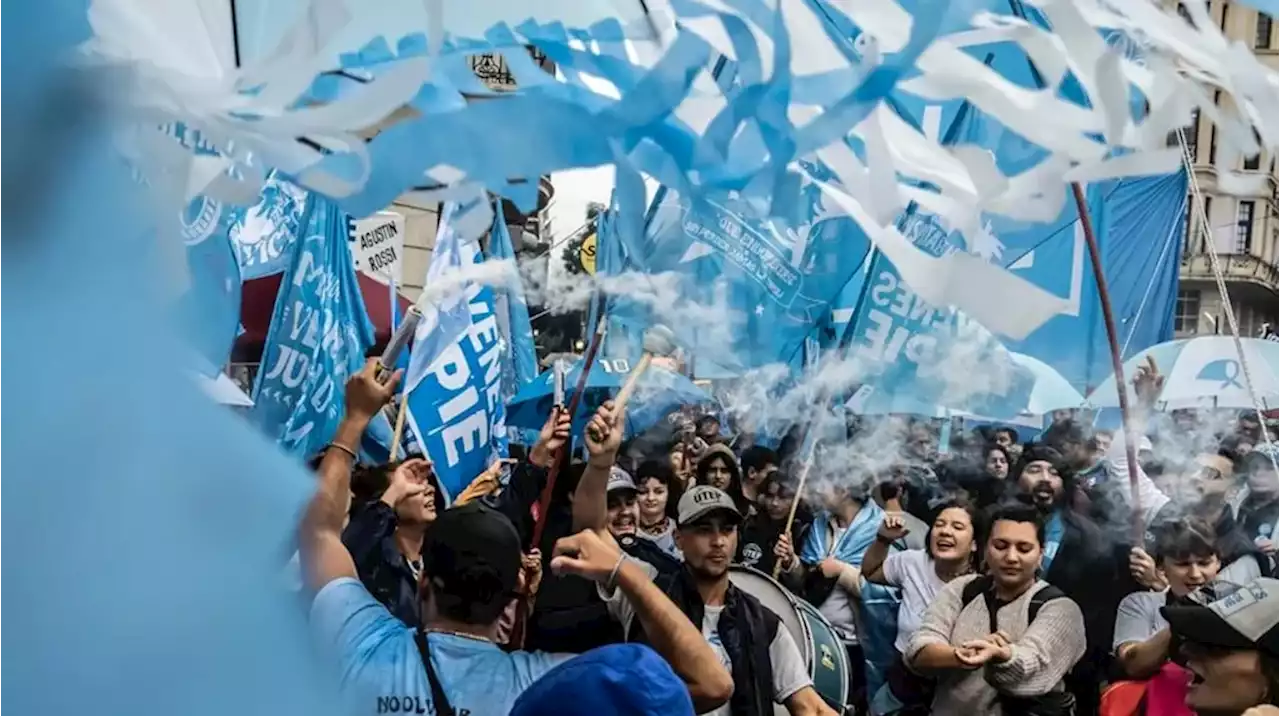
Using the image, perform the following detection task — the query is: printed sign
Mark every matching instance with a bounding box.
[578,231,598,275]
[351,212,406,282]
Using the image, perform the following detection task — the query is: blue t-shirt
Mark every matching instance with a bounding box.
[1042,511,1065,573]
[311,578,576,716]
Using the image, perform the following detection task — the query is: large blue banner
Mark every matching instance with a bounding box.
[250,196,375,458]
[1004,172,1187,392]
[614,176,871,373]
[405,203,508,500]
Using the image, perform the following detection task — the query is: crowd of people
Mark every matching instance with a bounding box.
[297,358,1280,716]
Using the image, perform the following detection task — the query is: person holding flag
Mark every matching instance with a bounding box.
[300,359,733,716]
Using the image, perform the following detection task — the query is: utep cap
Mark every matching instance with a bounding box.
[1162,577,1279,657]
[677,485,742,527]
[422,502,521,596]
[509,644,694,716]
[608,466,637,494]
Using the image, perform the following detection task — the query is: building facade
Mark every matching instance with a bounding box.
[1175,1,1279,338]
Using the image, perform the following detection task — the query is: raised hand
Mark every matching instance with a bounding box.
[382,457,430,506]
[550,529,624,583]
[584,401,623,466]
[877,512,910,542]
[1132,355,1165,407]
[345,358,401,422]
[1128,546,1164,590]
[530,407,572,468]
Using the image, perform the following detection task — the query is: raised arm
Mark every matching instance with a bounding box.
[861,512,910,586]
[572,402,622,532]
[552,529,734,712]
[298,359,400,592]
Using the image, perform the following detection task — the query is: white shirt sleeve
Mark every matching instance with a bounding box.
[1106,433,1170,523]
[769,622,813,703]
[595,556,659,635]
[880,550,909,588]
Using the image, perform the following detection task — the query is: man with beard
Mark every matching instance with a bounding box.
[1147,446,1270,584]
[1013,444,1134,716]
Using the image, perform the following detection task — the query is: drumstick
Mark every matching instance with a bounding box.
[610,325,677,416]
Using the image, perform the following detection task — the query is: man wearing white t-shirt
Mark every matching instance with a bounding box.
[599,486,837,716]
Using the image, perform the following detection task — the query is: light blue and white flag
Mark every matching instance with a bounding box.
[611,178,872,373]
[405,203,508,500]
[485,202,538,395]
[232,174,311,280]
[250,196,375,458]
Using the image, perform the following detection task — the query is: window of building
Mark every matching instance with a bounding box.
[1209,125,1218,165]
[1244,131,1262,170]
[1235,200,1256,253]
[1219,2,1229,31]
[1169,109,1201,158]
[1201,196,1213,252]
[1258,12,1274,49]
[1174,290,1201,333]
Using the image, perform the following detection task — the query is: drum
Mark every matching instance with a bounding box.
[729,566,850,712]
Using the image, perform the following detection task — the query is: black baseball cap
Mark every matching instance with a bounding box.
[422,502,522,602]
[1162,578,1279,657]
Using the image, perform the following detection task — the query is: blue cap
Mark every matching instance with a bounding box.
[509,644,694,716]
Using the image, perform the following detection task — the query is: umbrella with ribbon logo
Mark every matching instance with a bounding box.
[1088,337,1280,411]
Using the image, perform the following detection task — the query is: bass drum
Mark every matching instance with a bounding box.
[729,566,849,713]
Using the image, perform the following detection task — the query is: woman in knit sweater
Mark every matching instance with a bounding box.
[906,502,1087,715]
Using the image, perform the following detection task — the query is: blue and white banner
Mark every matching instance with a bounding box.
[613,176,872,373]
[232,174,310,280]
[405,203,508,500]
[485,202,538,395]
[250,196,375,458]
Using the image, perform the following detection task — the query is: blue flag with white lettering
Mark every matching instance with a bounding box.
[613,179,871,373]
[485,203,538,395]
[404,204,508,500]
[250,196,375,458]
[232,174,310,280]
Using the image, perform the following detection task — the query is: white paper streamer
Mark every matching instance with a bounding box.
[87,0,1280,340]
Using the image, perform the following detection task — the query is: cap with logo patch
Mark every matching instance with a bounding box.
[676,485,742,527]
[1162,577,1279,656]
[607,466,637,495]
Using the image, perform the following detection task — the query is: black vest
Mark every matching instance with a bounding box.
[629,566,780,716]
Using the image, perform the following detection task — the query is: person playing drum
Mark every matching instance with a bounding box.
[598,485,837,716]
[575,406,835,715]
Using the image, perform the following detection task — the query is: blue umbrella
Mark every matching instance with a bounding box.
[506,359,714,438]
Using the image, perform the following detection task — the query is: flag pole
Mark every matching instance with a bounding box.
[1070,183,1143,544]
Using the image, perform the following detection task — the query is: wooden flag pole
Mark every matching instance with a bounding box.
[1071,183,1144,545]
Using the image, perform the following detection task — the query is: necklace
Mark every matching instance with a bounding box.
[426,628,494,645]
[639,517,669,536]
